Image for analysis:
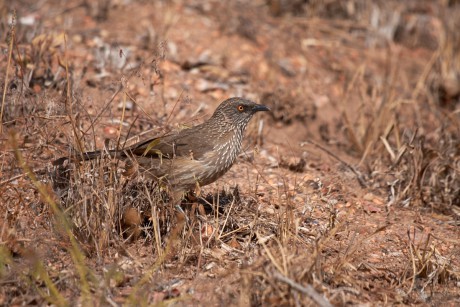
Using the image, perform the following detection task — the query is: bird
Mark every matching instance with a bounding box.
[54,97,270,204]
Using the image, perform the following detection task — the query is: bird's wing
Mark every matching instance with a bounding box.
[127,126,215,160]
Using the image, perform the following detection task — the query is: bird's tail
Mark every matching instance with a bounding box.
[53,149,126,166]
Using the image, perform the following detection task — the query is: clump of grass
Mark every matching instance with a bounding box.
[53,153,190,254]
[9,131,93,305]
[333,3,460,214]
[400,228,460,300]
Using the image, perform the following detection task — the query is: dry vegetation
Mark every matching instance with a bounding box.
[1,0,460,305]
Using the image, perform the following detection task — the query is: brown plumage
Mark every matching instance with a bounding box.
[54,97,270,202]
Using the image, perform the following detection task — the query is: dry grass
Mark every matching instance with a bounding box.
[1,0,459,305]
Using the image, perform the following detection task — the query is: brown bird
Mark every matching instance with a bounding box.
[55,97,270,203]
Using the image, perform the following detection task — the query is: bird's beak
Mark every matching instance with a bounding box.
[253,104,270,112]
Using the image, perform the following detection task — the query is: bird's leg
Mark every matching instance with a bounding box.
[171,189,188,222]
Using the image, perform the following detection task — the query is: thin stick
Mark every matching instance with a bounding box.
[1,11,15,134]
[272,270,333,307]
[63,33,84,156]
[301,140,367,188]
[0,166,48,187]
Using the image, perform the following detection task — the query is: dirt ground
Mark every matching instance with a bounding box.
[1,0,460,306]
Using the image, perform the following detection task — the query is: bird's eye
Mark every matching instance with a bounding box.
[237,105,244,112]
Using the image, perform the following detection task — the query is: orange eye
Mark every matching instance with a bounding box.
[237,105,244,112]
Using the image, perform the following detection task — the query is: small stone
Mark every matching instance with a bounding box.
[117,100,134,111]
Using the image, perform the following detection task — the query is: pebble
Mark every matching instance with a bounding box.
[117,100,134,111]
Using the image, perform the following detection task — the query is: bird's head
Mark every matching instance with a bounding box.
[211,97,270,130]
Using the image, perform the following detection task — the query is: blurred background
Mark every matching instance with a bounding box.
[1,0,459,305]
